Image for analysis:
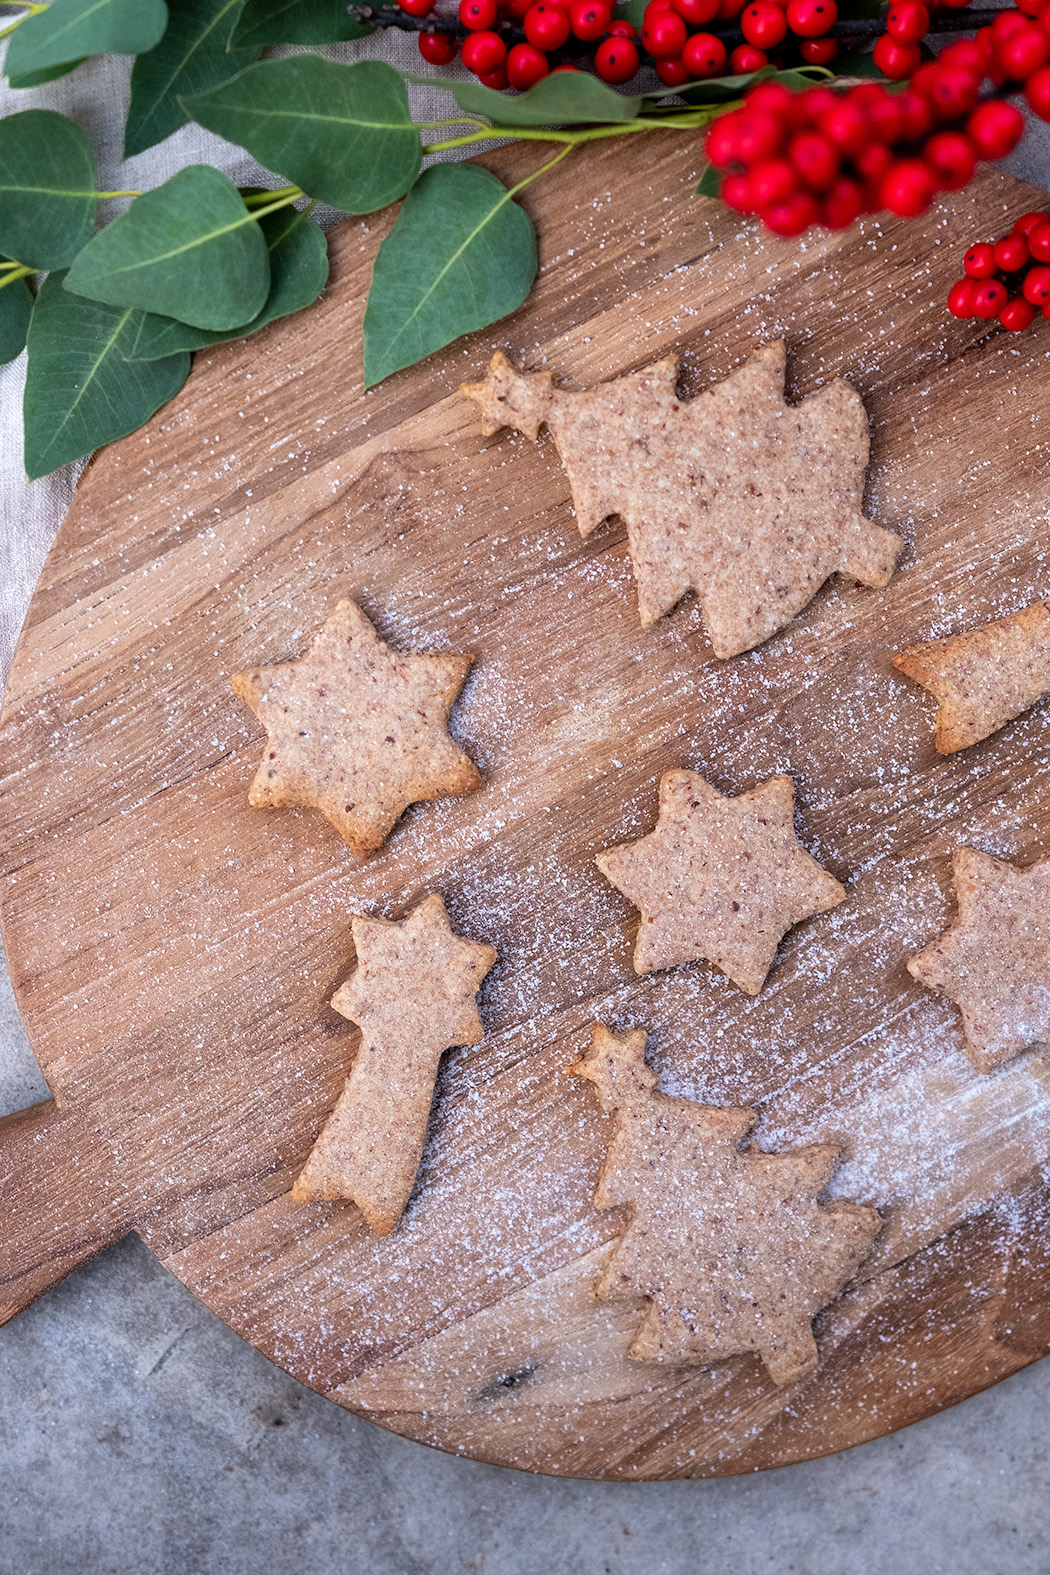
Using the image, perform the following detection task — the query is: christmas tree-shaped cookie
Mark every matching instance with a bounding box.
[571,1025,881,1385]
[462,342,901,657]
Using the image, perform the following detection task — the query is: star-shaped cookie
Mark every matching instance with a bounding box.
[908,847,1050,1072]
[571,1025,881,1385]
[596,770,845,993]
[232,599,480,854]
[462,343,902,657]
[293,893,497,1234]
[893,598,1050,753]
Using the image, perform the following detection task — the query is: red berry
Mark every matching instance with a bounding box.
[886,0,928,42]
[820,98,867,155]
[997,22,1049,77]
[1023,263,1050,303]
[734,111,782,162]
[462,28,506,71]
[506,40,550,85]
[1014,209,1050,236]
[994,234,1030,271]
[656,55,691,82]
[881,158,935,216]
[924,130,976,190]
[939,38,986,73]
[991,9,1029,43]
[524,1,571,46]
[1028,221,1050,260]
[418,29,457,61]
[569,0,611,37]
[926,65,980,119]
[749,157,797,205]
[1000,297,1037,331]
[1017,0,1047,14]
[641,7,687,53]
[502,0,531,17]
[785,0,836,36]
[607,17,637,32]
[854,142,893,183]
[895,88,933,138]
[866,92,902,142]
[789,130,839,190]
[729,43,768,70]
[820,175,863,228]
[947,277,979,316]
[972,279,1008,317]
[682,30,727,73]
[873,35,921,78]
[746,81,793,116]
[398,0,435,15]
[1026,65,1050,119]
[939,0,974,9]
[595,33,640,78]
[705,112,741,164]
[800,37,838,61]
[761,190,818,236]
[459,0,498,25]
[717,0,744,15]
[672,0,720,17]
[963,241,997,277]
[479,64,509,85]
[967,100,1025,160]
[722,172,755,211]
[740,0,786,45]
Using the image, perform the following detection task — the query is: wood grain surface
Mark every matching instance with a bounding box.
[2,135,1050,1479]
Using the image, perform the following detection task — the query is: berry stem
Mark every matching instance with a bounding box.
[421,103,724,151]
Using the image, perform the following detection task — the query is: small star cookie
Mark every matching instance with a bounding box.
[293,893,497,1234]
[596,770,845,993]
[571,1025,881,1386]
[908,847,1050,1072]
[893,599,1050,753]
[462,342,902,657]
[233,599,480,854]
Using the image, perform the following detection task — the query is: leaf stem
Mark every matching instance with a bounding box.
[242,190,306,220]
[0,264,33,292]
[421,106,723,154]
[0,0,47,42]
[242,184,303,208]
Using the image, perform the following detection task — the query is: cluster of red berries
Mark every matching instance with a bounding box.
[628,0,843,92]
[947,210,1050,330]
[410,0,645,87]
[704,22,1040,239]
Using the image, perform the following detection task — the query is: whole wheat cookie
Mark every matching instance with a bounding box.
[232,598,480,854]
[571,1025,881,1386]
[596,769,845,993]
[893,598,1050,753]
[293,893,497,1234]
[462,342,902,657]
[908,847,1050,1073]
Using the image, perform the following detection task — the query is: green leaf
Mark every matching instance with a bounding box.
[127,200,328,358]
[184,57,421,215]
[831,46,885,77]
[0,110,97,271]
[409,70,641,126]
[0,269,33,366]
[23,273,189,480]
[232,0,373,45]
[364,163,536,390]
[7,59,86,88]
[613,0,645,26]
[64,164,270,331]
[5,0,168,77]
[667,65,828,104]
[696,163,721,199]
[125,0,259,158]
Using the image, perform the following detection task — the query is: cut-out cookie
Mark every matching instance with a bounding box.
[571,1025,881,1385]
[596,770,845,993]
[293,893,497,1234]
[232,599,480,854]
[908,847,1050,1073]
[893,599,1050,753]
[462,342,901,657]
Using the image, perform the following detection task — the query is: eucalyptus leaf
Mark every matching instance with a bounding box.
[0,110,97,271]
[64,164,270,331]
[4,0,168,78]
[671,65,828,104]
[696,163,721,199]
[414,69,642,126]
[125,0,258,158]
[184,57,421,215]
[23,273,189,480]
[0,271,33,366]
[7,59,86,89]
[128,200,328,358]
[232,0,373,46]
[364,162,536,390]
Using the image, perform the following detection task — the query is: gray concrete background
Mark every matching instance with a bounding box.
[4,43,1050,1575]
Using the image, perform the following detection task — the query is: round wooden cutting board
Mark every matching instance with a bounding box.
[3,135,1050,1480]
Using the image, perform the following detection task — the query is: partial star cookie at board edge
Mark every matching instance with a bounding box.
[893,598,1050,753]
[461,341,903,658]
[293,893,497,1235]
[570,1025,882,1386]
[596,770,846,994]
[908,847,1050,1073]
[232,598,481,856]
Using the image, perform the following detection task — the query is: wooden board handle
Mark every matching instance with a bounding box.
[0,1101,132,1325]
